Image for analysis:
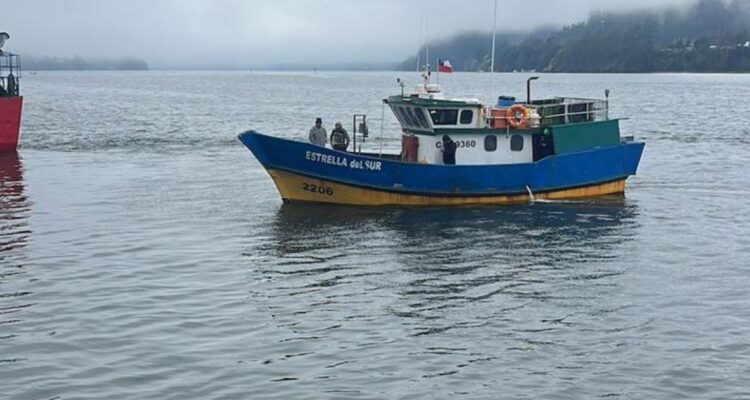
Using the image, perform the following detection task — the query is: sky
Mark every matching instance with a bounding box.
[3,0,691,68]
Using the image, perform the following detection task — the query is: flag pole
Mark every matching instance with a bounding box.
[437,58,440,85]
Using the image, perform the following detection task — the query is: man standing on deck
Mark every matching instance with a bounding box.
[442,135,457,165]
[309,118,327,146]
[330,122,350,151]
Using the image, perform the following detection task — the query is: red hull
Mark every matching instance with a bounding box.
[0,96,23,152]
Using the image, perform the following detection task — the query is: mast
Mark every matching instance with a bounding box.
[491,0,497,74]
[490,0,498,96]
[416,15,423,72]
[425,14,430,72]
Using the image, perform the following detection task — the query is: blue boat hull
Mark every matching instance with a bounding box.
[238,131,644,206]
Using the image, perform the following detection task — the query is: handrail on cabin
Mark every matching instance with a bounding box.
[485,97,609,127]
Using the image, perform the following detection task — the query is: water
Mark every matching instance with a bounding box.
[2,71,750,399]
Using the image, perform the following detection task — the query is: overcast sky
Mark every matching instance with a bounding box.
[3,0,691,68]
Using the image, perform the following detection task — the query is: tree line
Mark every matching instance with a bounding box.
[397,0,750,73]
[22,56,149,71]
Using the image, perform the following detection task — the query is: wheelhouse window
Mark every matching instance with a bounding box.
[510,135,524,152]
[484,135,497,152]
[460,110,473,124]
[399,106,419,127]
[393,106,408,126]
[406,107,426,129]
[429,109,458,126]
[413,107,430,129]
[393,106,432,130]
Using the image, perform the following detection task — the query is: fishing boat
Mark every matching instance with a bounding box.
[239,2,644,207]
[238,72,644,206]
[0,32,23,152]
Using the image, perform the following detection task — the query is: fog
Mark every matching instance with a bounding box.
[3,0,691,68]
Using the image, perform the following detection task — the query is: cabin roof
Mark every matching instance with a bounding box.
[385,95,483,109]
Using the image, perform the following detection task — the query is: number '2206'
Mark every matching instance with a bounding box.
[302,182,334,196]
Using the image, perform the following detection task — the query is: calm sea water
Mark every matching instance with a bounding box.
[2,71,750,399]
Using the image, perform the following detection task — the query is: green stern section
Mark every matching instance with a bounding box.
[547,119,621,154]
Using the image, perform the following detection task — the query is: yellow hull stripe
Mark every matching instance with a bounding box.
[267,169,626,206]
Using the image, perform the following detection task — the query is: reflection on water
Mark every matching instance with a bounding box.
[243,199,644,395]
[258,198,640,335]
[269,197,639,261]
[0,153,31,344]
[8,71,750,398]
[0,152,30,260]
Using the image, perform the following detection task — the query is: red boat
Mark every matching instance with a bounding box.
[0,32,22,152]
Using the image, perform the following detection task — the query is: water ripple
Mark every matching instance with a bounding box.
[1,72,749,399]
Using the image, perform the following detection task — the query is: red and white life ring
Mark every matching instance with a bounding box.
[506,105,530,129]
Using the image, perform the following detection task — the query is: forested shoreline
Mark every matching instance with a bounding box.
[398,0,750,73]
[22,56,148,71]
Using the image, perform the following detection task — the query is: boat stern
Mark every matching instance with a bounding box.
[0,96,22,152]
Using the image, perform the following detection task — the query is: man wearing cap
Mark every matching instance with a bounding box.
[309,118,327,146]
[330,122,350,151]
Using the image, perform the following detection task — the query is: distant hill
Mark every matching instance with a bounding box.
[397,0,750,73]
[23,56,149,71]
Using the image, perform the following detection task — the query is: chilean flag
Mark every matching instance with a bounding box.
[438,59,453,73]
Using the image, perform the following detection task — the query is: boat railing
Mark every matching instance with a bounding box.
[486,97,609,128]
[0,53,21,97]
[533,97,609,126]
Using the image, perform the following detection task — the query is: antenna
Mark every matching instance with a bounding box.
[605,89,610,119]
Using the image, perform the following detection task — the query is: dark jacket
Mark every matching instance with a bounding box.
[330,128,350,150]
[442,137,456,165]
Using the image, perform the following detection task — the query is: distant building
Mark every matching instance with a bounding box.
[745,41,750,48]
